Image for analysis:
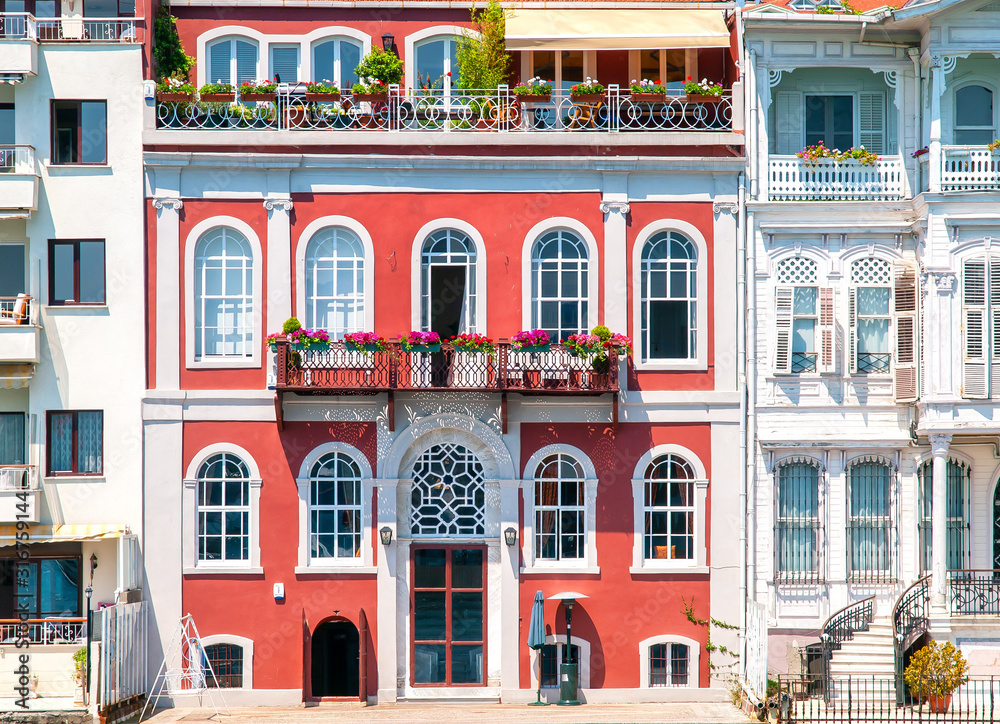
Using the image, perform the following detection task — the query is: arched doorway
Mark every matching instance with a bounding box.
[311,618,359,697]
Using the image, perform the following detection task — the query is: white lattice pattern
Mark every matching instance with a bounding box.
[776,257,818,285]
[851,257,892,285]
[410,443,486,536]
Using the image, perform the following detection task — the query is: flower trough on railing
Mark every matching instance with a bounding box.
[512,77,553,102]
[797,141,879,166]
[450,332,495,356]
[400,330,441,353]
[511,329,551,353]
[343,331,387,354]
[287,328,330,351]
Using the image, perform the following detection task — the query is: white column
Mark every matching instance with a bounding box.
[929,433,952,609]
[928,58,943,193]
[499,480,520,697]
[264,198,293,331]
[600,172,629,334]
[153,198,182,390]
[375,479,398,702]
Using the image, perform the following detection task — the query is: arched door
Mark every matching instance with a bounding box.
[311,619,360,697]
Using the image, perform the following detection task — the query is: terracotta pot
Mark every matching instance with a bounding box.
[571,93,605,103]
[157,92,193,102]
[305,92,341,101]
[351,93,388,103]
[241,92,276,103]
[685,93,722,104]
[631,93,666,102]
[927,694,952,714]
[199,93,236,103]
[518,94,551,104]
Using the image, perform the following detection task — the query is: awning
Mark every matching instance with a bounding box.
[0,74,25,84]
[0,524,128,547]
[0,364,35,389]
[505,9,730,51]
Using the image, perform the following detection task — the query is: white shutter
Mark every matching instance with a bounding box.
[271,45,298,83]
[990,259,1000,399]
[235,40,258,85]
[209,40,231,85]
[848,286,858,374]
[774,286,794,375]
[859,91,886,155]
[893,263,919,403]
[776,91,804,156]
[818,286,836,374]
[963,258,988,399]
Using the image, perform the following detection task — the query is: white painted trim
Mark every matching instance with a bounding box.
[185,442,263,480]
[200,34,261,87]
[767,248,829,282]
[637,634,700,689]
[519,218,600,333]
[403,25,473,90]
[294,215,375,331]
[183,217,263,370]
[382,412,515,481]
[528,634,592,689]
[296,440,373,479]
[631,218,709,371]
[522,443,597,480]
[632,443,708,480]
[200,634,255,690]
[409,218,488,334]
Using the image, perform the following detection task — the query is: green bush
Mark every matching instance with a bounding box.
[282,317,302,335]
[903,640,969,699]
[354,48,403,85]
[455,0,511,91]
[153,7,195,81]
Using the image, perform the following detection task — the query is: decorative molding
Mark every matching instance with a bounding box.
[153,198,183,211]
[926,270,957,294]
[263,198,293,212]
[713,201,739,215]
[929,433,953,455]
[600,200,631,215]
[768,69,784,87]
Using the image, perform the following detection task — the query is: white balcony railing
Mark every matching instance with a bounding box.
[0,145,35,175]
[941,146,1000,191]
[36,17,136,42]
[768,155,906,201]
[0,294,33,325]
[0,13,35,40]
[0,618,86,645]
[0,465,37,491]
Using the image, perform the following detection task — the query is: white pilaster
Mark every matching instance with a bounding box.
[929,433,951,609]
[600,172,629,333]
[499,479,520,694]
[928,59,942,193]
[375,479,398,702]
[264,197,293,332]
[153,196,182,390]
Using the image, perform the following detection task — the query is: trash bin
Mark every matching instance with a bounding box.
[558,662,581,705]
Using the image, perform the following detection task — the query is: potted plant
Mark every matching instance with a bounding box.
[797,142,879,167]
[513,77,553,104]
[239,79,278,103]
[306,80,341,102]
[570,77,605,103]
[288,328,331,351]
[198,82,236,103]
[630,78,667,102]
[351,47,402,102]
[683,77,724,103]
[903,640,969,713]
[511,329,551,354]
[73,647,86,704]
[400,331,441,354]
[157,72,195,102]
[344,331,387,354]
[351,76,389,103]
[450,332,495,356]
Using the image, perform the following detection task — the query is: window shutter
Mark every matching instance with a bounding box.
[963,258,988,399]
[848,286,858,374]
[990,259,1000,399]
[774,286,793,375]
[893,263,919,403]
[818,286,836,374]
[209,40,231,85]
[235,40,258,85]
[859,92,886,155]
[776,92,804,156]
[271,46,298,83]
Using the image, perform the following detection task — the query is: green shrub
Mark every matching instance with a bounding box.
[354,48,403,85]
[282,317,302,335]
[455,0,511,91]
[903,641,969,699]
[153,6,195,81]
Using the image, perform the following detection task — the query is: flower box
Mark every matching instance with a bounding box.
[309,341,330,352]
[516,344,550,355]
[200,93,236,103]
[685,93,722,104]
[241,92,276,103]
[631,93,666,103]
[306,92,342,102]
[158,92,193,102]
[351,93,388,104]
[346,342,382,354]
[571,94,604,103]
[518,94,551,104]
[407,343,441,354]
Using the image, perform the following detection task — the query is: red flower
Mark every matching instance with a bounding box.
[686,76,692,80]
[446,71,452,77]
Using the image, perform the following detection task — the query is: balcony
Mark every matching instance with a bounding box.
[155,86,737,139]
[0,13,37,77]
[0,146,38,212]
[0,465,39,522]
[34,17,137,43]
[767,155,906,201]
[0,295,40,389]
[941,146,1000,191]
[0,617,86,645]
[949,570,1000,616]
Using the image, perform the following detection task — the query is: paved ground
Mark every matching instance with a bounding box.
[137,702,749,724]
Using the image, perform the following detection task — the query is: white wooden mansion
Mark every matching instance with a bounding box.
[743,0,1000,682]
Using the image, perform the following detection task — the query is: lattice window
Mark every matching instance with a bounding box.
[790,0,841,8]
[410,443,485,536]
[851,257,893,374]
[776,257,818,285]
[851,257,892,285]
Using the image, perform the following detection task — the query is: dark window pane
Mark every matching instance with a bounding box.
[83,0,115,15]
[0,105,13,146]
[0,245,24,297]
[80,102,106,164]
[414,644,446,683]
[451,549,482,589]
[52,243,75,302]
[451,591,483,641]
[414,591,446,640]
[451,644,483,684]
[78,242,105,303]
[649,300,689,359]
[414,549,446,588]
[957,85,993,127]
[48,412,73,471]
[39,559,78,616]
[0,413,25,465]
[53,103,79,164]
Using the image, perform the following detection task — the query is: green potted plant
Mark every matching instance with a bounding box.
[352,47,402,102]
[157,72,195,102]
[511,329,550,354]
[683,77,724,103]
[73,647,87,704]
[797,142,879,167]
[199,82,236,103]
[306,80,341,102]
[630,78,667,103]
[343,332,387,354]
[512,77,553,104]
[570,77,605,103]
[903,640,969,713]
[239,79,278,103]
[351,76,389,104]
[400,331,441,354]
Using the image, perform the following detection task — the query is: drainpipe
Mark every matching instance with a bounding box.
[908,47,923,193]
[737,171,749,671]
[745,202,758,653]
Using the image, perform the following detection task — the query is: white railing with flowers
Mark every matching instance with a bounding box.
[35,17,136,42]
[768,154,906,201]
[941,146,1000,191]
[0,13,36,40]
[0,145,35,175]
[156,84,733,134]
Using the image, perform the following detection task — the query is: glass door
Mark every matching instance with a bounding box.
[411,547,485,686]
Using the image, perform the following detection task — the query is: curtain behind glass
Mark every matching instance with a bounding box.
[849,462,891,575]
[77,412,102,473]
[0,413,24,464]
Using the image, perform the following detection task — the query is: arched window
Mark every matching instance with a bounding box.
[312,37,363,91]
[194,227,254,360]
[918,459,970,572]
[414,35,460,91]
[207,38,259,86]
[955,85,994,145]
[308,451,363,560]
[410,443,485,536]
[649,642,689,687]
[530,230,589,343]
[205,643,244,688]
[420,229,477,337]
[775,459,822,582]
[640,231,697,362]
[197,453,250,563]
[533,453,585,561]
[304,227,365,339]
[847,458,894,582]
[642,454,696,561]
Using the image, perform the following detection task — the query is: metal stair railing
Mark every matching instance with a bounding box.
[892,575,929,705]
[819,595,876,701]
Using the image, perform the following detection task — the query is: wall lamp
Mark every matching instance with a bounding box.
[504,527,518,547]
[380,526,393,546]
[381,32,395,53]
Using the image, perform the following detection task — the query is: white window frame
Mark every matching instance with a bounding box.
[200,634,254,690]
[521,444,599,575]
[184,217,263,370]
[310,35,365,89]
[295,441,375,574]
[638,634,700,689]
[528,634,591,690]
[182,443,263,575]
[268,43,300,83]
[204,36,260,87]
[632,220,708,371]
[405,26,476,91]
[410,218,487,335]
[298,224,367,338]
[849,256,893,376]
[630,444,708,574]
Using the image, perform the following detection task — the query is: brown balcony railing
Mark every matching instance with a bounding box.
[273,339,619,394]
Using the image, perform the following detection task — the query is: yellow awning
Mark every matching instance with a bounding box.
[0,524,127,547]
[505,9,731,51]
[0,364,35,390]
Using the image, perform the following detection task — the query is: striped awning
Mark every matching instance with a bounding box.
[0,74,25,84]
[0,364,35,389]
[0,524,128,547]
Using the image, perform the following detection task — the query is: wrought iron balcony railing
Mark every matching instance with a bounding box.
[949,569,1000,615]
[274,340,619,394]
[157,86,733,134]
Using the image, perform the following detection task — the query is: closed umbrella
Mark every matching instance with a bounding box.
[527,591,547,706]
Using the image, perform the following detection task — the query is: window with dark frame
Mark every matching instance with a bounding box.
[649,642,689,687]
[805,95,854,151]
[205,643,244,688]
[51,101,107,165]
[539,642,580,688]
[46,411,103,476]
[0,412,26,465]
[48,240,105,305]
[0,557,81,619]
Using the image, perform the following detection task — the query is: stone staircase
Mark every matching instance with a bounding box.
[827,617,896,679]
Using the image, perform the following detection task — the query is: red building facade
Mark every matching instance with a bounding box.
[141,1,744,705]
